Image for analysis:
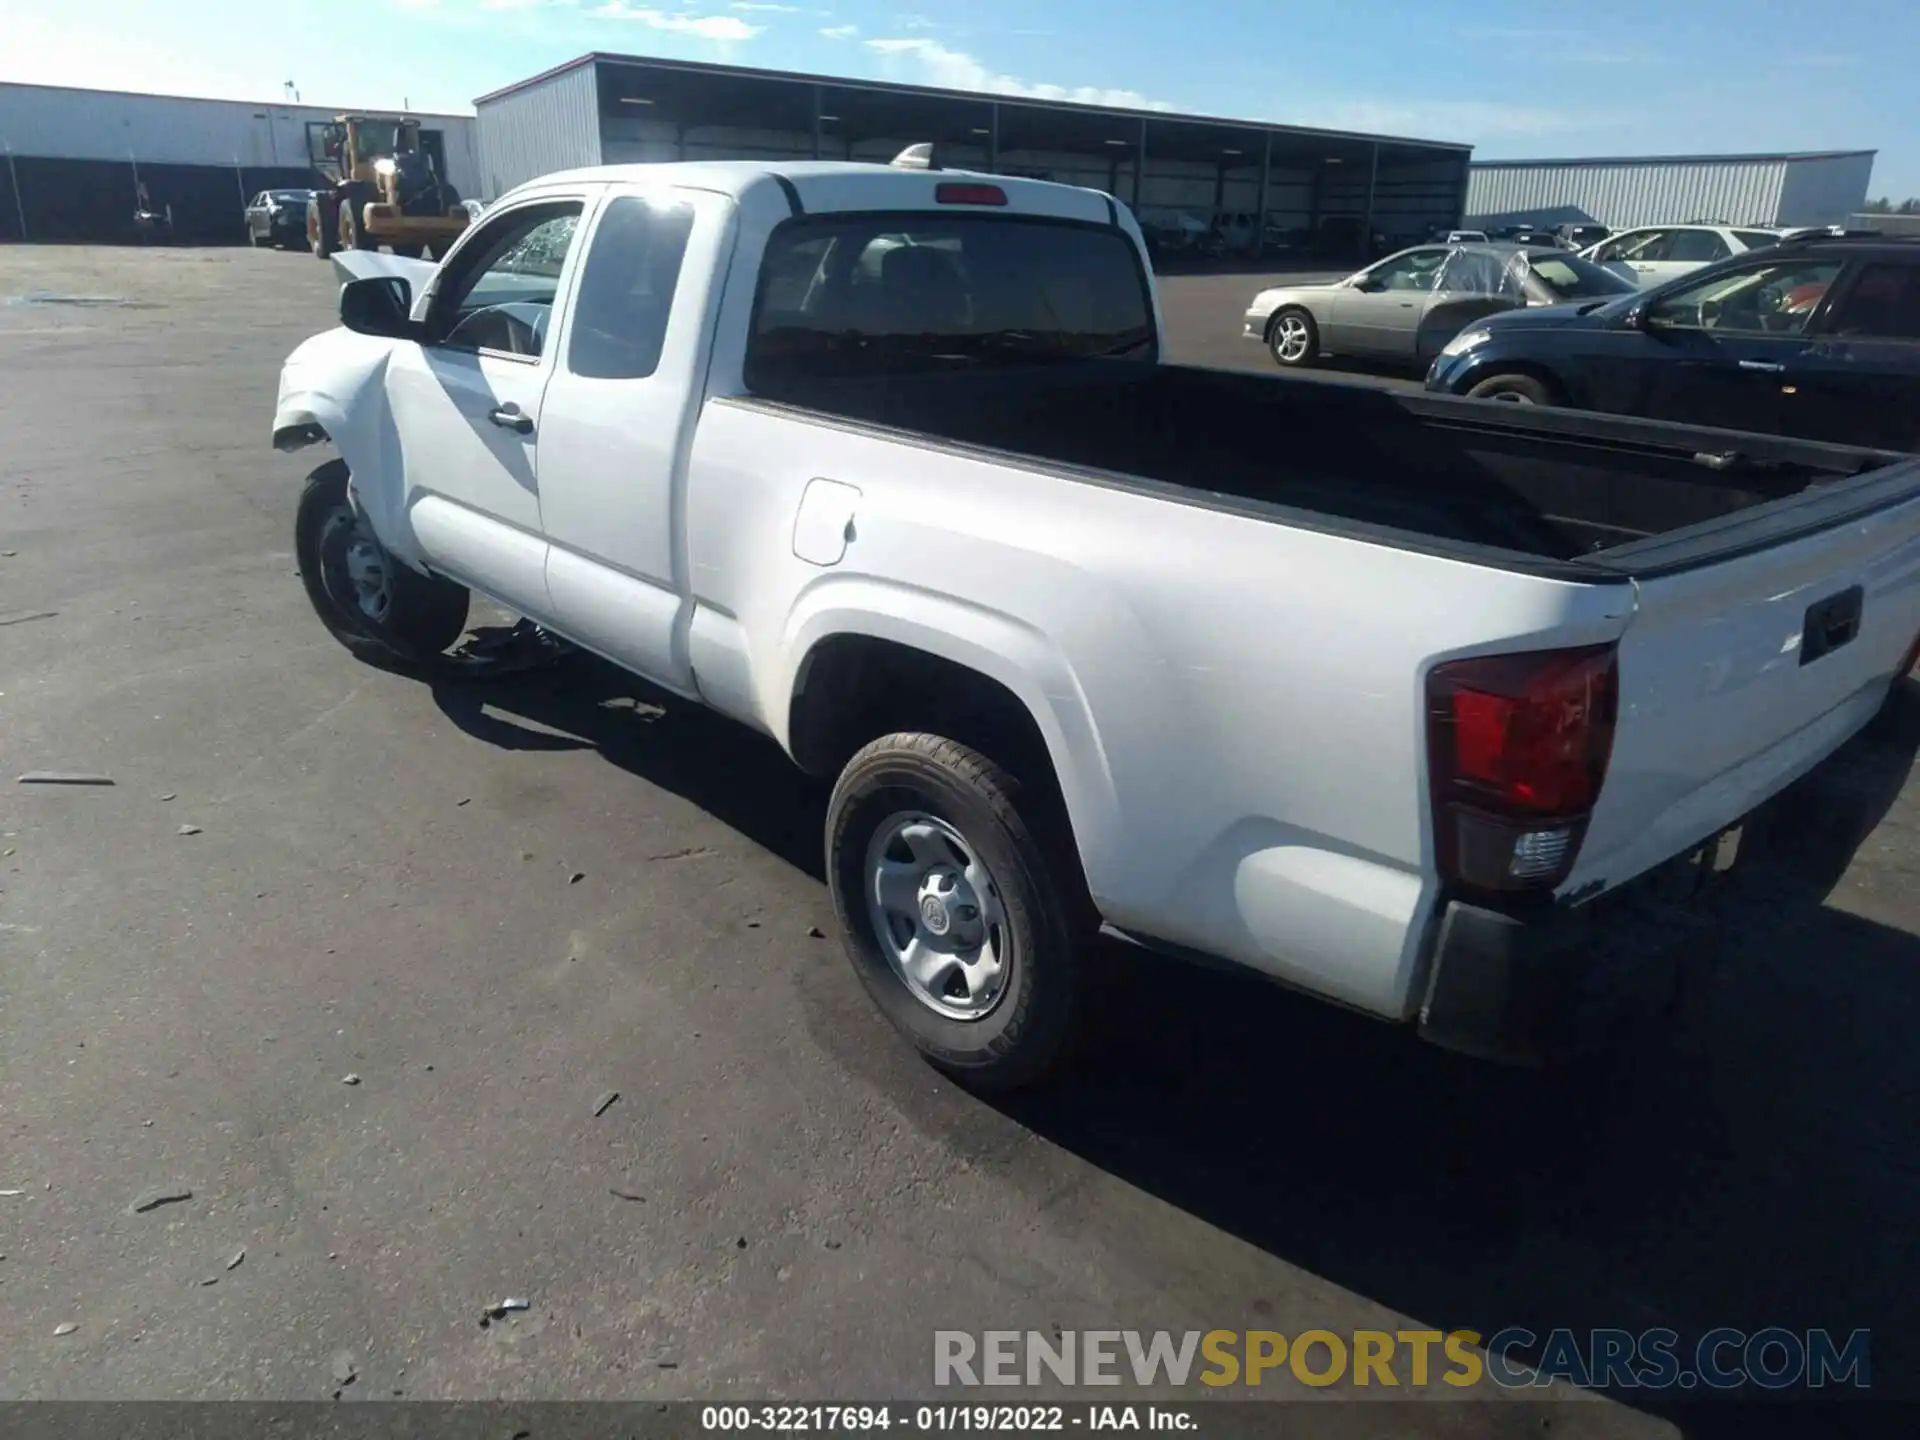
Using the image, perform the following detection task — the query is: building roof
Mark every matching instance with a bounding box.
[0,77,473,122]
[1471,150,1876,170]
[474,51,1472,155]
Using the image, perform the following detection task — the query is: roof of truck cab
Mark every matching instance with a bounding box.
[507,160,1118,218]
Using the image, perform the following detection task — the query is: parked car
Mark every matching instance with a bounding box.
[1244,241,1636,369]
[1447,229,1490,243]
[1580,223,1786,287]
[1425,234,1920,451]
[1558,223,1610,250]
[246,189,317,249]
[1496,225,1565,248]
[274,158,1920,1086]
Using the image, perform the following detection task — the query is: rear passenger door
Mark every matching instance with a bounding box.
[1788,261,1920,451]
[535,185,724,691]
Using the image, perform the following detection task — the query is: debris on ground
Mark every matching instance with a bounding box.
[569,871,586,885]
[177,824,202,836]
[157,793,176,802]
[54,1323,78,1336]
[226,1248,246,1270]
[17,770,112,785]
[130,1186,193,1214]
[331,1352,357,1386]
[0,550,15,557]
[0,1189,22,1198]
[806,925,826,939]
[445,620,576,678]
[199,1276,219,1287]
[609,1187,646,1203]
[0,612,59,629]
[479,1297,531,1328]
[456,798,471,806]
[341,1073,361,1086]
[593,1090,619,1117]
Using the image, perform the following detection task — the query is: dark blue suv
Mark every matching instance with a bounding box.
[1424,235,1920,452]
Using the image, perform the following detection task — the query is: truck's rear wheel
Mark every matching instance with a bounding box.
[295,459,469,670]
[826,733,1086,1091]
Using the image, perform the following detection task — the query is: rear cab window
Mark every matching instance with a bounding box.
[744,212,1156,390]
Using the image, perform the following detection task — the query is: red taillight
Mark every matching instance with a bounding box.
[1426,644,1619,892]
[935,182,1007,206]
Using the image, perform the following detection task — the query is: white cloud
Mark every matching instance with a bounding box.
[481,0,561,9]
[862,37,1171,111]
[393,0,442,10]
[590,2,763,39]
[730,1,801,10]
[819,23,858,39]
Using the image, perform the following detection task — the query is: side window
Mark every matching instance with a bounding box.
[1667,230,1731,263]
[429,201,584,359]
[1827,263,1920,340]
[1648,259,1845,335]
[1735,229,1783,252]
[1599,229,1665,262]
[566,195,696,380]
[1365,249,1447,291]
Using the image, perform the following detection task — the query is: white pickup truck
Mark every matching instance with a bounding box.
[273,156,1920,1088]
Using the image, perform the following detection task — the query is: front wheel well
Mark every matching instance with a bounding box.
[1460,361,1569,405]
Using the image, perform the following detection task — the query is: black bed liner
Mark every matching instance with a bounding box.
[731,361,1917,577]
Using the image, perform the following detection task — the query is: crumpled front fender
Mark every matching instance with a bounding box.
[270,328,426,571]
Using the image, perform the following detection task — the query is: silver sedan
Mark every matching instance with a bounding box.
[1243,243,1636,369]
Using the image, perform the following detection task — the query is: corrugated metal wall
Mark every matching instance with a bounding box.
[1775,153,1877,227]
[475,63,602,200]
[1466,158,1791,228]
[0,82,479,197]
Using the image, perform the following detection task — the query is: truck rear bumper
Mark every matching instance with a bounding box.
[1417,828,1740,1066]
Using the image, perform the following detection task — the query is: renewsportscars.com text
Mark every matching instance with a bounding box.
[934,1328,1871,1390]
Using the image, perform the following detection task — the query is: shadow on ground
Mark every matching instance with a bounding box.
[434,649,1920,1435]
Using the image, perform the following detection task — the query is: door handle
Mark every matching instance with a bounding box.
[1738,359,1786,373]
[488,404,533,434]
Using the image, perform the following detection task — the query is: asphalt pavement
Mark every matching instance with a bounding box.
[2,247,1916,1435]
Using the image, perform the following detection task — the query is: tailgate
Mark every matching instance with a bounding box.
[1568,479,1920,893]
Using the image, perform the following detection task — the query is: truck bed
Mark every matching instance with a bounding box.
[742,362,1905,568]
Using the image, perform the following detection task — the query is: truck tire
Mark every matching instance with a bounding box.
[1466,372,1557,406]
[309,198,337,260]
[826,732,1087,1091]
[339,185,377,252]
[1267,307,1319,368]
[294,459,469,670]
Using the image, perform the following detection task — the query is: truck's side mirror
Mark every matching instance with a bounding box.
[340,276,422,341]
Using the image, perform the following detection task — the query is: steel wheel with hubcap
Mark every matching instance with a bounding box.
[827,731,1092,1091]
[865,812,1011,1020]
[1267,307,1318,368]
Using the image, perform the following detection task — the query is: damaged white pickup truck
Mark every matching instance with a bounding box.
[274,155,1920,1088]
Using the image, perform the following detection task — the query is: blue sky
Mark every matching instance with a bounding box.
[8,0,1920,196]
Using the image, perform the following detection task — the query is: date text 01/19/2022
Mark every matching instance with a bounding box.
[700,1406,1196,1432]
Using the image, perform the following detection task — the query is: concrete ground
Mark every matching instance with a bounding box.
[3,247,1916,1436]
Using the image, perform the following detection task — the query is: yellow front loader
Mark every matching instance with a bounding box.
[306,115,470,261]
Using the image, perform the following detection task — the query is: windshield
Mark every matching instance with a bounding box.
[1524,253,1639,300]
[351,121,401,161]
[745,213,1156,387]
[269,190,310,203]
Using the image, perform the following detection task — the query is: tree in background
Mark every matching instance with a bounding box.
[1861,198,1920,214]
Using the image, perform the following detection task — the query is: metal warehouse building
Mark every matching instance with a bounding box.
[0,81,480,244]
[1466,150,1876,231]
[475,53,1472,261]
